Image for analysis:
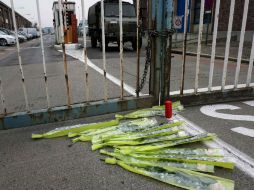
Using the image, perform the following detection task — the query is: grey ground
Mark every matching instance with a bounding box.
[0,110,254,190]
[180,101,254,158]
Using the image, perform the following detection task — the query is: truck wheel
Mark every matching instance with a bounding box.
[0,39,7,46]
[105,40,109,51]
[132,38,142,51]
[91,36,97,48]
[100,41,109,51]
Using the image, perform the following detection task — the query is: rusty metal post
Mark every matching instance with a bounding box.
[101,0,108,101]
[148,0,154,96]
[0,77,7,115]
[36,0,50,108]
[58,0,71,106]
[119,0,124,99]
[10,0,29,111]
[136,0,141,97]
[81,0,90,102]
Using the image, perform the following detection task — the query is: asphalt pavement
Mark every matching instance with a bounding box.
[180,101,254,158]
[0,35,132,113]
[0,107,254,190]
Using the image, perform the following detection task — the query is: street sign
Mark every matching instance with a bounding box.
[173,16,183,29]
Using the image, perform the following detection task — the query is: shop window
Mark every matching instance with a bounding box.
[193,0,214,24]
[0,8,3,24]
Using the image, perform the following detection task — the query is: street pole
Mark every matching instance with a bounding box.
[150,0,173,104]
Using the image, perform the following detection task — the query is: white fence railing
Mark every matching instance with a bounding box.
[178,0,254,95]
[0,0,145,115]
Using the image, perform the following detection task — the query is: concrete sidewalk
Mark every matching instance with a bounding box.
[172,40,252,60]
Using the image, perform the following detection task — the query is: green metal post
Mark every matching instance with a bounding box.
[149,0,173,104]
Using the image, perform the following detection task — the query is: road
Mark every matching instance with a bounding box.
[0,35,134,113]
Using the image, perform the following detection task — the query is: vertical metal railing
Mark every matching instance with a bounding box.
[180,0,189,95]
[246,34,254,87]
[119,0,124,99]
[234,0,249,88]
[101,0,108,101]
[58,0,71,106]
[0,77,6,114]
[221,0,235,91]
[36,0,50,108]
[10,0,29,111]
[194,0,205,94]
[208,0,220,92]
[136,0,141,98]
[81,0,90,102]
[2,0,254,116]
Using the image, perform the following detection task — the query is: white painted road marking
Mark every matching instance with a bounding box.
[200,104,254,121]
[243,100,254,107]
[61,49,254,98]
[176,114,254,179]
[231,127,254,137]
[61,49,146,96]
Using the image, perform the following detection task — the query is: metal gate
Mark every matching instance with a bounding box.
[0,0,253,129]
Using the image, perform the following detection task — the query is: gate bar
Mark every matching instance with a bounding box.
[0,96,154,129]
[119,0,124,99]
[10,0,29,111]
[234,0,249,88]
[180,0,189,95]
[36,0,50,108]
[58,0,71,106]
[208,0,220,92]
[81,0,90,102]
[221,0,235,91]
[100,0,108,101]
[136,0,141,98]
[0,77,6,114]
[194,0,205,94]
[246,34,254,87]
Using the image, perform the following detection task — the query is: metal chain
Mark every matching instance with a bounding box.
[136,29,175,94]
[136,35,151,94]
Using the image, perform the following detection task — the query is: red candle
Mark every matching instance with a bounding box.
[165,100,172,118]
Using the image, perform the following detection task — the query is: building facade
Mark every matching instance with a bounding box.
[175,0,254,33]
[135,0,254,35]
[0,1,31,30]
[133,0,148,31]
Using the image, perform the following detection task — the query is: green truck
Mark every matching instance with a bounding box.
[88,0,141,50]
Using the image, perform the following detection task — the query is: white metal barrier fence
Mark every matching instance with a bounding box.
[0,0,145,115]
[178,0,254,96]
